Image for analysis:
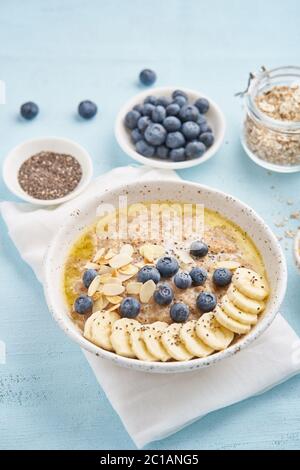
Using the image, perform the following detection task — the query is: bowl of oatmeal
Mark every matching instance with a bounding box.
[44,180,287,373]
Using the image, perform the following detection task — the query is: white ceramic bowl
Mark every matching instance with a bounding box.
[115,87,225,169]
[294,229,300,271]
[2,137,93,206]
[44,180,287,373]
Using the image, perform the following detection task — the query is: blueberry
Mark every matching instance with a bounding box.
[139,69,157,86]
[172,90,188,100]
[170,148,186,162]
[156,256,179,277]
[174,271,192,289]
[200,123,212,134]
[179,104,199,122]
[173,95,187,107]
[196,292,217,313]
[185,141,206,159]
[170,302,189,322]
[133,104,144,114]
[137,265,161,284]
[194,97,210,114]
[197,114,207,126]
[136,139,155,157]
[137,116,151,132]
[189,266,208,286]
[145,123,166,146]
[163,116,181,132]
[142,103,155,117]
[157,96,171,107]
[182,121,201,140]
[156,145,169,159]
[120,297,141,318]
[152,105,166,123]
[74,295,93,314]
[82,269,98,288]
[144,95,158,105]
[78,100,97,119]
[125,110,141,130]
[212,268,232,287]
[199,132,214,148]
[190,240,208,257]
[166,103,180,116]
[131,128,143,143]
[166,131,185,149]
[153,283,174,305]
[20,101,39,120]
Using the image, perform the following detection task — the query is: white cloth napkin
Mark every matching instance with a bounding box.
[1,165,300,449]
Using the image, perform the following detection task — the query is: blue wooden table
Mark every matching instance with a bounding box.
[1,0,300,450]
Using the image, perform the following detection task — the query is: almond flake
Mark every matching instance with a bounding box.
[139,279,156,303]
[84,262,100,270]
[87,275,101,296]
[104,248,117,260]
[117,273,135,282]
[106,295,123,304]
[177,249,194,265]
[118,264,138,276]
[120,244,134,257]
[98,265,112,274]
[126,282,142,295]
[109,253,133,269]
[99,273,114,283]
[215,260,240,270]
[141,244,165,262]
[92,247,106,262]
[102,283,125,296]
[106,303,121,312]
[93,296,109,312]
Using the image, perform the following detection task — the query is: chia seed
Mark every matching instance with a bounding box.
[18,151,82,200]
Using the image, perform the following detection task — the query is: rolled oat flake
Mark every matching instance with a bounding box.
[18,151,82,200]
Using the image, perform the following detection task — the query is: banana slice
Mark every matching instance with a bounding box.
[142,321,171,362]
[214,306,251,335]
[180,320,214,357]
[90,310,120,351]
[129,325,157,361]
[196,313,234,350]
[83,311,102,342]
[161,323,193,361]
[221,295,258,325]
[232,267,269,301]
[110,318,139,358]
[227,284,265,314]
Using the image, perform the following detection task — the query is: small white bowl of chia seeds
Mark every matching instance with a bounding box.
[2,137,93,206]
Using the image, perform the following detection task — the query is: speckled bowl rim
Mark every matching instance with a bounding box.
[44,179,287,373]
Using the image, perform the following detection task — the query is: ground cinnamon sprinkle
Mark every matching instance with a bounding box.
[18,151,82,200]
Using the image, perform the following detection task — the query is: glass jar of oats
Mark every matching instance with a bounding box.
[241,66,300,172]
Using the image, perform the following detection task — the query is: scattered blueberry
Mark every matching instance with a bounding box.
[196,292,217,313]
[156,256,179,277]
[157,96,171,107]
[194,97,210,114]
[166,103,180,116]
[174,271,192,289]
[179,104,199,122]
[139,69,157,86]
[145,123,166,146]
[82,269,98,288]
[199,132,214,148]
[172,90,188,100]
[137,116,151,132]
[74,295,93,314]
[136,139,155,157]
[197,114,207,125]
[162,116,181,132]
[153,283,174,305]
[185,141,206,159]
[173,95,187,107]
[200,123,212,134]
[131,128,143,143]
[125,110,141,129]
[144,95,158,105]
[152,105,166,123]
[133,103,144,114]
[20,101,39,120]
[142,103,155,117]
[78,100,97,119]
[166,131,185,149]
[157,145,169,159]
[170,302,189,322]
[190,240,208,257]
[170,147,186,162]
[137,265,161,284]
[120,297,141,318]
[189,266,208,286]
[212,268,232,287]
[182,121,201,140]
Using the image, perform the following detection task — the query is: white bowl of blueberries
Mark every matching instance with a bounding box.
[115,86,225,169]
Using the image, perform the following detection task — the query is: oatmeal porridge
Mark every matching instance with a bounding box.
[63,202,269,362]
